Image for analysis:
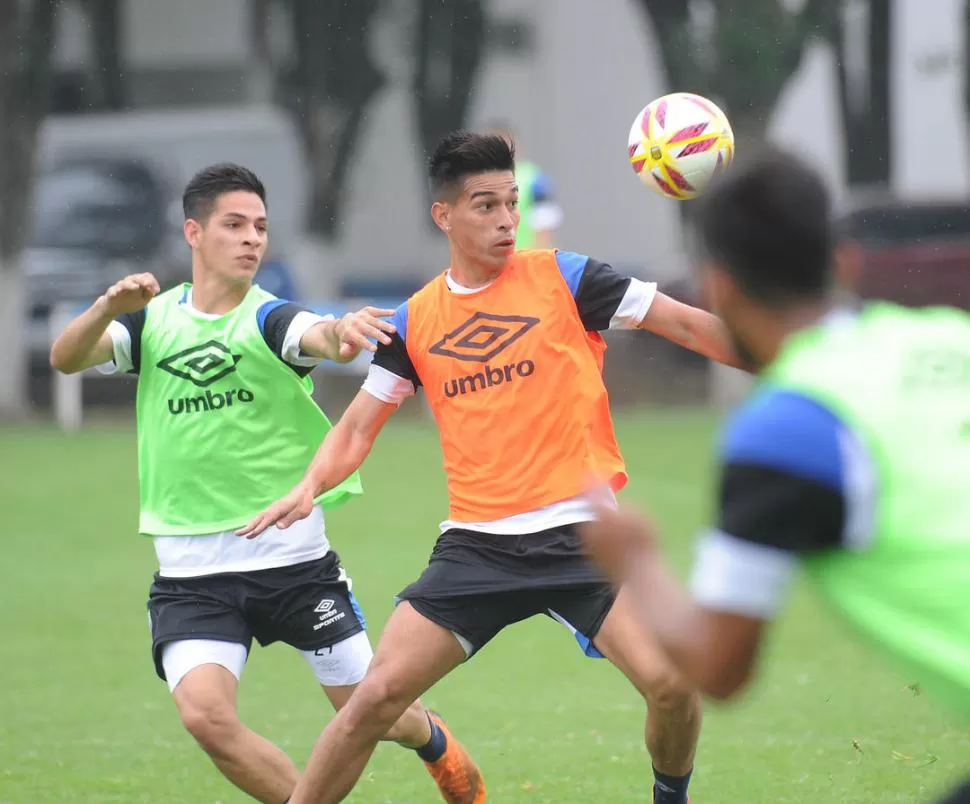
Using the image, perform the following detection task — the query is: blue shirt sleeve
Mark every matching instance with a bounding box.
[256,298,317,376]
[372,301,421,387]
[717,388,876,553]
[721,389,845,489]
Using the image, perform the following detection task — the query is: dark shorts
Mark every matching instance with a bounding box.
[939,778,970,803]
[397,524,616,658]
[147,552,366,681]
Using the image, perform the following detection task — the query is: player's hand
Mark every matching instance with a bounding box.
[99,273,160,316]
[578,488,659,582]
[235,482,316,539]
[334,307,396,361]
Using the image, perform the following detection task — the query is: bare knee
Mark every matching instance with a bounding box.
[643,669,700,715]
[175,692,241,757]
[346,671,417,731]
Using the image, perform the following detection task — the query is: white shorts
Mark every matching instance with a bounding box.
[161,631,375,692]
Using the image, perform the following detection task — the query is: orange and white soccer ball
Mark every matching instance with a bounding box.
[627,92,735,200]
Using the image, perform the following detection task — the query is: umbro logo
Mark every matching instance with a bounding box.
[430,312,540,397]
[157,340,242,388]
[429,312,539,364]
[313,598,346,631]
[158,340,255,415]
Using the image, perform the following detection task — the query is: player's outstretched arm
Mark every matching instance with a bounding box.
[578,499,765,701]
[299,307,397,364]
[236,389,398,538]
[638,292,746,369]
[50,273,159,373]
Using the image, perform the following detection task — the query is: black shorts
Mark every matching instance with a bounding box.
[147,552,366,681]
[939,778,970,803]
[397,524,616,657]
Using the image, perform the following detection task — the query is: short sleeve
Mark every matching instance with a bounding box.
[370,302,421,389]
[257,299,331,377]
[688,388,878,619]
[555,251,657,331]
[96,309,146,375]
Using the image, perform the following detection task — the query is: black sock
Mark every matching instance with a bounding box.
[415,715,448,762]
[653,766,692,804]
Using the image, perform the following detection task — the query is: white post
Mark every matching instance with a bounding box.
[50,303,83,431]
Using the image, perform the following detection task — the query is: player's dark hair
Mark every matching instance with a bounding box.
[182,163,266,222]
[693,147,833,305]
[428,131,516,200]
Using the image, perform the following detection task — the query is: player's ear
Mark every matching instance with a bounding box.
[431,200,452,234]
[184,217,203,249]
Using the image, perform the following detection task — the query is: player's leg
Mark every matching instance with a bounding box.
[149,574,301,803]
[263,553,484,803]
[166,642,299,803]
[290,601,470,804]
[307,631,433,747]
[549,584,701,804]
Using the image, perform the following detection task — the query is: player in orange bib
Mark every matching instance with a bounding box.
[239,131,745,804]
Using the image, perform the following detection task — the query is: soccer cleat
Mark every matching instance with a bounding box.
[422,711,486,803]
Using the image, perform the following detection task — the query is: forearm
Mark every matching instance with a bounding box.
[304,425,373,494]
[636,293,747,370]
[622,549,707,678]
[658,309,744,369]
[50,297,114,373]
[622,548,761,699]
[686,311,745,369]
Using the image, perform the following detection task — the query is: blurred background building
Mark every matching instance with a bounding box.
[2,0,969,418]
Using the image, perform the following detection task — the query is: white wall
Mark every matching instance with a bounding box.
[48,0,970,297]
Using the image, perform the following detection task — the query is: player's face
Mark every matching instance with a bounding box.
[185,191,268,284]
[436,171,519,268]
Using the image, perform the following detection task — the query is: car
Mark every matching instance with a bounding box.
[838,199,970,312]
[26,156,183,358]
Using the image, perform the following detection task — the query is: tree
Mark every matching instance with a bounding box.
[636,0,832,142]
[84,0,126,110]
[637,0,893,189]
[278,0,386,241]
[411,0,487,167]
[0,0,57,418]
[830,0,893,188]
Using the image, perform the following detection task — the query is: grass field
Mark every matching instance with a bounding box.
[1,410,967,803]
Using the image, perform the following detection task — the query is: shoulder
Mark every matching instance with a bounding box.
[720,386,848,489]
[552,250,589,290]
[403,275,449,323]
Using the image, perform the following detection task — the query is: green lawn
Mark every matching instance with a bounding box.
[0,411,966,803]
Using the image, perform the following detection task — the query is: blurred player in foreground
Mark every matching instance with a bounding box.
[580,150,970,804]
[240,131,747,803]
[49,163,482,804]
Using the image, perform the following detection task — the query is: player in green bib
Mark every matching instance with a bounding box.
[488,123,563,248]
[581,151,970,803]
[50,164,484,804]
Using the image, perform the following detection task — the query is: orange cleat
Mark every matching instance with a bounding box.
[422,712,486,803]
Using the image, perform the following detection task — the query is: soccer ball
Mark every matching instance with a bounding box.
[627,92,735,200]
